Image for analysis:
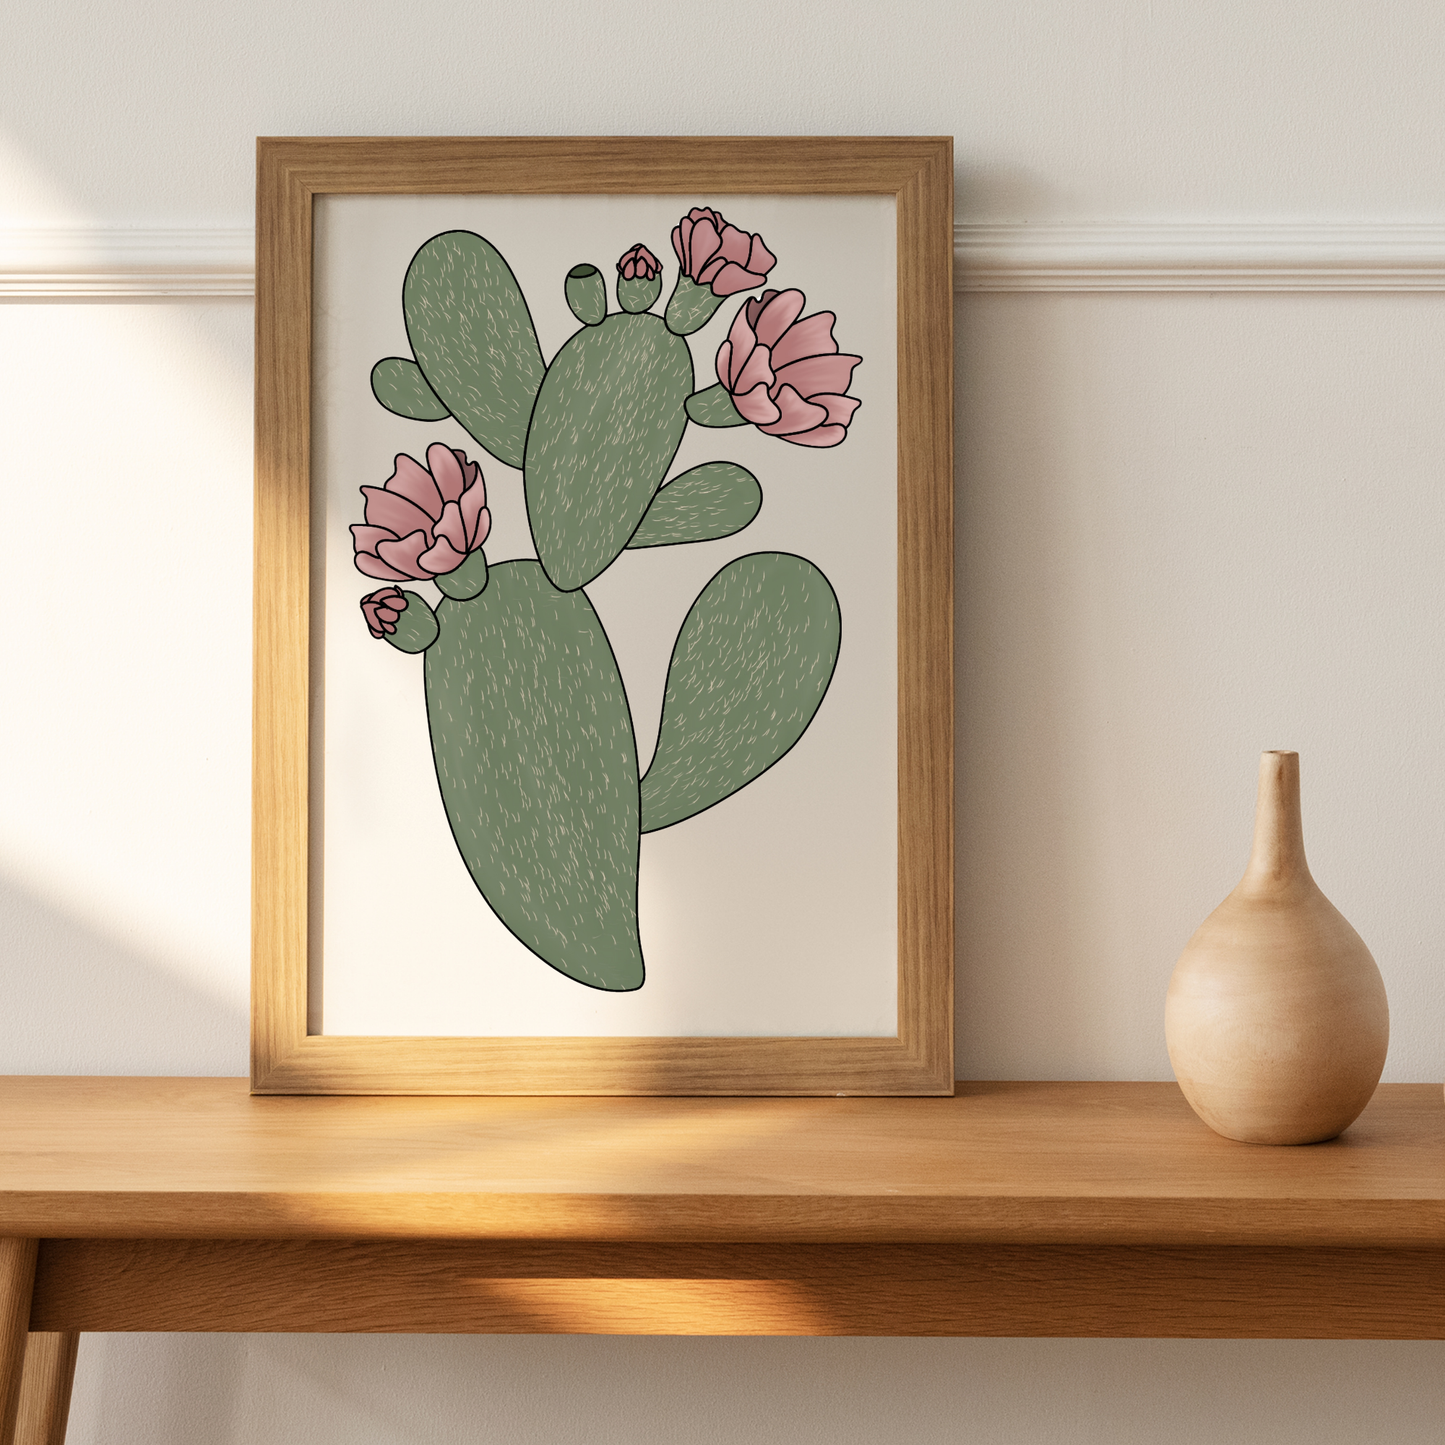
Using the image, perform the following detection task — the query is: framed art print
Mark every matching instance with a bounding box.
[251,136,953,1093]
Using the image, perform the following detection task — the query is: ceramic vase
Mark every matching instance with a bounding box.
[1165,751,1389,1145]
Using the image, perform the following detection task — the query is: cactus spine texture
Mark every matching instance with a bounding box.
[524,312,693,592]
[641,553,841,833]
[401,232,547,470]
[425,561,644,992]
[367,227,845,992]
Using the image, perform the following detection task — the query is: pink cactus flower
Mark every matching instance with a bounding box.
[715,289,862,448]
[352,443,491,581]
[671,207,777,298]
[361,586,408,639]
[618,243,661,281]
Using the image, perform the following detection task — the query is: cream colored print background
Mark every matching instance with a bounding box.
[312,194,898,1037]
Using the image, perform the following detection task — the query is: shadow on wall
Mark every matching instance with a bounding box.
[953,275,1106,1075]
[0,873,247,1075]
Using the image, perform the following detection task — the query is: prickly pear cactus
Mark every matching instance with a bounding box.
[354,211,865,991]
[427,562,643,990]
[525,311,693,591]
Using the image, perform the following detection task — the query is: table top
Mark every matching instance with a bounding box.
[3,1077,1443,1245]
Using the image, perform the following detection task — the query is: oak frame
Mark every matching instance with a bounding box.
[252,136,954,1095]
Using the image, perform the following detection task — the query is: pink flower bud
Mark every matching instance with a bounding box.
[670,207,776,298]
[714,289,862,448]
[351,443,492,582]
[617,243,661,281]
[361,586,408,638]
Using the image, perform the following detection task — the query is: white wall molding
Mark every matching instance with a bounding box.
[0,228,255,297]
[6,222,1445,297]
[956,221,1445,292]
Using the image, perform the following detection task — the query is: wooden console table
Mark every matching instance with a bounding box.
[3,1077,1445,1443]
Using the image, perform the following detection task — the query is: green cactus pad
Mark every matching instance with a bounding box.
[371,357,451,421]
[617,274,662,314]
[524,312,694,591]
[401,232,547,470]
[425,560,644,990]
[435,548,489,600]
[384,591,440,653]
[640,552,841,833]
[627,463,762,548]
[564,264,607,326]
[685,382,748,428]
[664,275,727,336]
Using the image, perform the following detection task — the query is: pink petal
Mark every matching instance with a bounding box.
[715,339,735,388]
[351,524,398,556]
[744,291,777,331]
[418,535,468,575]
[471,506,491,548]
[815,393,862,426]
[770,312,840,369]
[362,487,435,545]
[376,529,433,579]
[734,383,782,426]
[385,454,443,517]
[687,217,722,276]
[708,264,770,297]
[355,552,410,582]
[754,289,806,347]
[747,235,777,276]
[459,484,489,548]
[734,341,775,397]
[434,498,468,553]
[778,423,849,448]
[671,224,686,270]
[758,384,829,437]
[427,443,466,505]
[772,353,861,401]
[725,300,759,355]
[715,223,752,266]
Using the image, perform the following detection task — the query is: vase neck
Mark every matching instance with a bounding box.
[1241,751,1314,896]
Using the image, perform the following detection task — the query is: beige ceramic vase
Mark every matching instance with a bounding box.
[1165,751,1389,1145]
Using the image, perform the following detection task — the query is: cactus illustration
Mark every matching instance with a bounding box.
[357,213,863,991]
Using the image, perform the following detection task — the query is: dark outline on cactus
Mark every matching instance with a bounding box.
[400,230,549,470]
[371,356,451,422]
[419,564,646,993]
[564,264,607,327]
[624,462,763,551]
[639,551,842,835]
[521,306,695,592]
[363,214,850,990]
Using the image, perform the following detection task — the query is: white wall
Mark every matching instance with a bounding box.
[4,1,1445,1440]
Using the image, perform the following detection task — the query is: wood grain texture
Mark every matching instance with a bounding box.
[13,1335,76,1445]
[252,138,313,1087]
[4,1079,1445,1245]
[0,1240,37,1445]
[251,136,955,1096]
[30,1238,1445,1339]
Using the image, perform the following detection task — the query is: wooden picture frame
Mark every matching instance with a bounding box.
[252,136,953,1094]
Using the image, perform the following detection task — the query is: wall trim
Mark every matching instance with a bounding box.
[5,222,1445,298]
[956,221,1445,292]
[0,228,255,297]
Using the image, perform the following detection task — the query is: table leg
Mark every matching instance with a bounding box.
[12,1336,79,1445]
[0,1240,39,1445]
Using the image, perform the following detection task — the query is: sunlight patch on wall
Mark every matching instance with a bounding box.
[0,300,253,1011]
